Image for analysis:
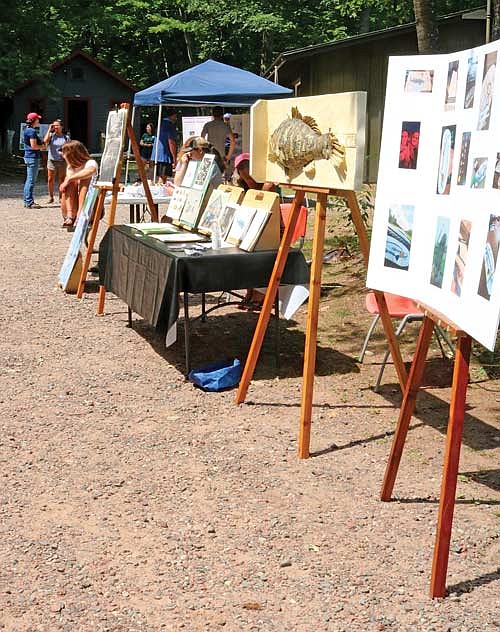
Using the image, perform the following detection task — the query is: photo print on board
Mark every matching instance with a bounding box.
[470,157,488,188]
[444,60,459,111]
[478,214,500,300]
[404,70,434,93]
[430,216,451,288]
[477,51,497,130]
[436,125,456,195]
[493,153,500,188]
[384,204,414,271]
[464,53,478,108]
[451,219,472,297]
[398,121,420,169]
[456,132,471,186]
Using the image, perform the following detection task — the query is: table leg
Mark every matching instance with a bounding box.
[274,293,280,370]
[128,307,132,328]
[201,293,206,323]
[129,204,134,223]
[183,292,191,374]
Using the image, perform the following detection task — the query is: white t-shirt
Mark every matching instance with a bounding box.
[67,158,98,178]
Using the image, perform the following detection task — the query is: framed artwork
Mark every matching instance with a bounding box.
[226,205,257,246]
[367,40,500,351]
[192,154,216,190]
[197,189,231,234]
[178,189,203,229]
[167,188,188,221]
[97,108,128,186]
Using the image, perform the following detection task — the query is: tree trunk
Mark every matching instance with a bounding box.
[491,0,500,42]
[413,0,440,53]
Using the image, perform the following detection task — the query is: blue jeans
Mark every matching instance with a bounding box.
[23,156,41,206]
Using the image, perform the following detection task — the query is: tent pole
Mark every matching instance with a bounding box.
[153,105,162,183]
[125,106,136,184]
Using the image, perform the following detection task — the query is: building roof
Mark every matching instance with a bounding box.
[14,50,138,93]
[264,8,486,79]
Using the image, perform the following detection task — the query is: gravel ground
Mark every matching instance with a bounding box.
[0,177,499,632]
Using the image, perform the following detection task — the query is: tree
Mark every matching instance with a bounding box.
[413,0,440,53]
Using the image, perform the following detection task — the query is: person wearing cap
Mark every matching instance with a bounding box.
[173,136,225,186]
[201,106,235,166]
[232,153,276,193]
[23,112,46,209]
[151,108,178,183]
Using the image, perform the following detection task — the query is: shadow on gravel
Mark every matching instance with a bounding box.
[446,569,500,596]
[126,310,360,380]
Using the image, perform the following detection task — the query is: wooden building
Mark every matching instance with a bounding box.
[11,50,137,154]
[265,9,486,182]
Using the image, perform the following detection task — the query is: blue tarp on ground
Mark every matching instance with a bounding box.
[134,59,292,107]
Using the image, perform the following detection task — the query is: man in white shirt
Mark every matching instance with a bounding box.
[201,106,235,165]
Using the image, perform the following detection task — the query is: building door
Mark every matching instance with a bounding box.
[65,99,89,147]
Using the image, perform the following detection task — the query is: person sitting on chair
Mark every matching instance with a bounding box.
[59,141,98,229]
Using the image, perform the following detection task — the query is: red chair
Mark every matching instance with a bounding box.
[280,203,308,248]
[360,291,454,391]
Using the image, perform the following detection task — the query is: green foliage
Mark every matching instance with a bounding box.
[0,0,480,96]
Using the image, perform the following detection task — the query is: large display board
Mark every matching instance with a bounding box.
[250,92,367,191]
[367,42,500,351]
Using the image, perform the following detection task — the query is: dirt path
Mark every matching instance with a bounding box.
[0,177,498,631]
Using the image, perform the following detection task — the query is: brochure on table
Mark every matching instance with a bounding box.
[366,41,500,351]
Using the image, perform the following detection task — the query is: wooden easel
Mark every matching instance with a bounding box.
[379,309,471,598]
[75,103,158,302]
[235,185,409,458]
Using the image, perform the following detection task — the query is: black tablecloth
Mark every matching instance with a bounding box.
[99,225,310,334]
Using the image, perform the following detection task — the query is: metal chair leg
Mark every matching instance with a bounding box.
[359,314,381,362]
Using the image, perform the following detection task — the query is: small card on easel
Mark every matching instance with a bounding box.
[226,205,257,246]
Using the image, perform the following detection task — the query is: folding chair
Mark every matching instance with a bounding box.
[280,203,308,249]
[359,291,455,391]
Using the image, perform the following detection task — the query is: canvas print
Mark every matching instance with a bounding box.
[198,189,231,233]
[492,153,500,188]
[478,215,500,300]
[456,132,471,185]
[399,122,420,169]
[226,205,257,245]
[97,108,128,186]
[451,220,472,297]
[178,189,203,228]
[464,53,478,108]
[444,60,459,111]
[219,203,238,240]
[192,154,215,190]
[470,157,488,188]
[477,51,497,130]
[167,188,188,221]
[404,70,434,93]
[384,204,414,271]
[181,159,199,188]
[430,217,450,288]
[436,125,456,195]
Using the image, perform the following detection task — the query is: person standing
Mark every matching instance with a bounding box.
[151,108,177,183]
[201,106,235,167]
[43,119,69,204]
[139,122,155,179]
[23,112,46,209]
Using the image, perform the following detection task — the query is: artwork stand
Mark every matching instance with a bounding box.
[235,185,409,458]
[75,103,158,303]
[379,309,470,599]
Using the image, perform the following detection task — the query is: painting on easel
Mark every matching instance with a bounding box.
[97,108,128,186]
[367,40,500,351]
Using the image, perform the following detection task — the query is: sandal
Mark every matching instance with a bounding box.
[62,217,75,228]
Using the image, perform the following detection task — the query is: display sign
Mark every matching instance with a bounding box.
[97,108,128,186]
[19,123,49,151]
[366,42,500,350]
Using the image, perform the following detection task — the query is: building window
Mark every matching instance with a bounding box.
[70,67,84,81]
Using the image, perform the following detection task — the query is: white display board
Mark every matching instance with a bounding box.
[182,116,211,142]
[97,108,128,186]
[367,42,500,351]
[181,114,249,154]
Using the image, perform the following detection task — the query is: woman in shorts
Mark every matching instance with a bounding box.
[43,120,69,204]
[59,141,98,228]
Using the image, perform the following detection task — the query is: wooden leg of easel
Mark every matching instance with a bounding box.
[298,192,328,459]
[430,333,471,598]
[97,286,106,315]
[373,291,408,391]
[235,190,305,404]
[380,316,435,500]
[77,190,106,299]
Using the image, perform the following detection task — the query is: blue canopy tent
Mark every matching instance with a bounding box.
[129,59,292,180]
[134,59,292,107]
